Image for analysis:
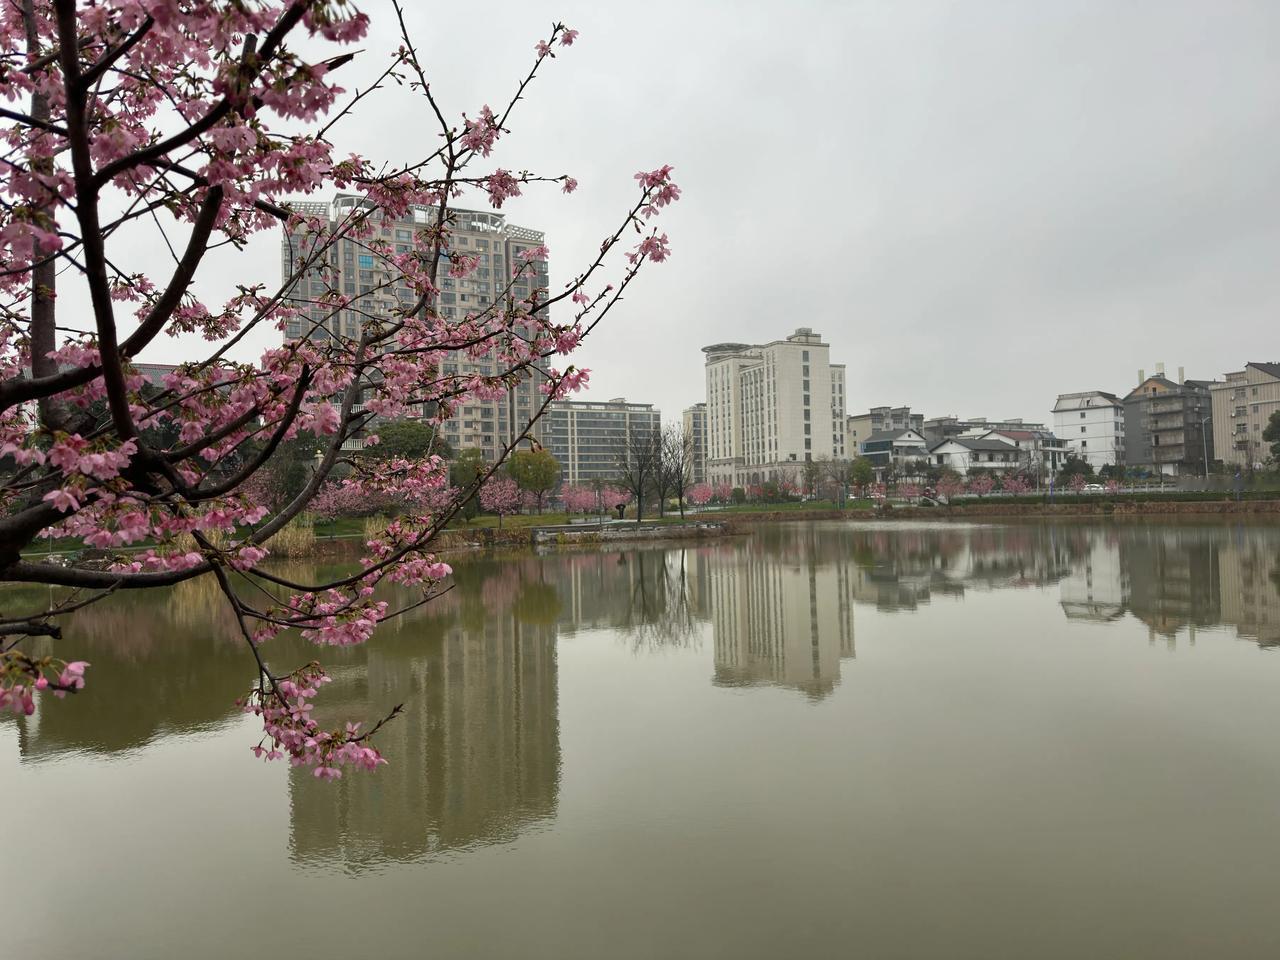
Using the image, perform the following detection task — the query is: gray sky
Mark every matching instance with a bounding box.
[150,0,1280,428]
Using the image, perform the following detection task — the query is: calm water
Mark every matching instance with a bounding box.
[5,520,1280,959]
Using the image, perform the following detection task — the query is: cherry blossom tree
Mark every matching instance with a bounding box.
[0,2,678,775]
[686,482,712,506]
[1000,474,1032,495]
[710,482,733,503]
[1105,478,1121,494]
[1068,473,1088,494]
[560,484,595,515]
[478,475,521,528]
[896,482,922,501]
[937,474,965,501]
[968,474,996,497]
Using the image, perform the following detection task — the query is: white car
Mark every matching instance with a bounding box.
[1082,483,1105,493]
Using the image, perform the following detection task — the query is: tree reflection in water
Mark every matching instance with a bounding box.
[5,521,1279,871]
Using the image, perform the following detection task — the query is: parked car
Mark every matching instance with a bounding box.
[1083,483,1105,493]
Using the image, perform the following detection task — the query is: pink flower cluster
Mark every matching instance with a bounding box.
[0,652,90,716]
[242,665,386,779]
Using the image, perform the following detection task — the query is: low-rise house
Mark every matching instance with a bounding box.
[973,428,1068,479]
[928,437,1022,475]
[861,429,930,477]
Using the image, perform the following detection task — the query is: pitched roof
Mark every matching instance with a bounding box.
[929,437,1018,453]
[1248,361,1280,380]
[865,429,925,443]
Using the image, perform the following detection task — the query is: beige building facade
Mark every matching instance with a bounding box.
[1210,362,1280,469]
[703,328,848,488]
[281,196,549,462]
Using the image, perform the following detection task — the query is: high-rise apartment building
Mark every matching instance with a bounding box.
[703,328,848,487]
[682,402,707,484]
[1052,391,1125,468]
[1209,362,1280,469]
[542,398,661,485]
[280,195,549,462]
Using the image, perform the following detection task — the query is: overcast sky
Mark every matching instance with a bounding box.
[150,0,1280,427]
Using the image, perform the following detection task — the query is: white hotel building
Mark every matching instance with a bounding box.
[1052,390,1125,468]
[703,328,847,488]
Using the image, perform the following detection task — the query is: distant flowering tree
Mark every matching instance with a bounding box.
[479,476,521,528]
[937,475,965,501]
[686,483,712,506]
[711,482,733,503]
[897,482,922,501]
[1000,474,1032,495]
[968,474,996,497]
[1068,473,1088,494]
[560,484,596,515]
[1105,478,1121,494]
[0,4,679,776]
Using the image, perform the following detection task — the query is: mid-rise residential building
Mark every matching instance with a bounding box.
[281,196,549,461]
[921,416,1047,445]
[542,398,661,485]
[846,406,923,454]
[1209,362,1280,470]
[682,403,708,484]
[1052,391,1125,468]
[1123,365,1215,476]
[703,328,847,487]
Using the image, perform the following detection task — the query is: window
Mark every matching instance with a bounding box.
[1080,412,1086,419]
[1081,426,1086,433]
[802,351,809,362]
[358,254,374,269]
[1081,441,1088,448]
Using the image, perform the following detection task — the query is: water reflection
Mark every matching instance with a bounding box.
[4,520,1279,876]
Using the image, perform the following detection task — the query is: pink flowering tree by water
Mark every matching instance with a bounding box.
[686,483,712,506]
[0,3,678,776]
[937,475,965,501]
[560,484,596,515]
[1000,474,1032,495]
[968,474,996,497]
[896,482,922,501]
[710,482,733,503]
[1068,473,1088,494]
[478,476,521,528]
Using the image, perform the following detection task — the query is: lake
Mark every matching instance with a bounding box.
[4,519,1280,959]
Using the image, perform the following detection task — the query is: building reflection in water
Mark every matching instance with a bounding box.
[4,520,1279,868]
[287,559,562,870]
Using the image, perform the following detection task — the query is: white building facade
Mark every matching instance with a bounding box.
[1052,391,1125,468]
[704,328,848,488]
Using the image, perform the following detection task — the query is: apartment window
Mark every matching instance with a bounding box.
[1080,412,1086,419]
[1081,441,1088,448]
[1253,404,1260,414]
[802,380,810,392]
[802,351,809,361]
[1080,426,1086,433]
[358,254,374,269]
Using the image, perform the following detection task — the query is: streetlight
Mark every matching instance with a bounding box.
[1199,415,1210,481]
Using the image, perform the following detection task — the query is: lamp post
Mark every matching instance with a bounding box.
[1199,415,1210,481]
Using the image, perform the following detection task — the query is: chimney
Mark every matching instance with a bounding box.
[1138,368,1145,384]
[1178,366,1185,383]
